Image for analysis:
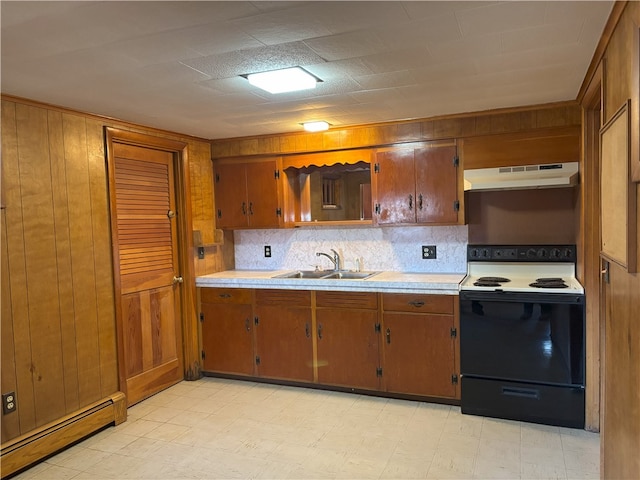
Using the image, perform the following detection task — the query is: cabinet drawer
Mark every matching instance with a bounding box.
[382,293,453,314]
[316,291,378,309]
[201,288,252,304]
[255,289,311,307]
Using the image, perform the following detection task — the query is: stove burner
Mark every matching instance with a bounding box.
[474,276,511,287]
[478,277,511,283]
[529,278,569,289]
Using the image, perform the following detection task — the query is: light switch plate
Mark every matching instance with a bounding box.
[264,245,272,257]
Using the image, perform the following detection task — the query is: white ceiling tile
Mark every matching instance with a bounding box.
[456,1,547,37]
[0,1,614,139]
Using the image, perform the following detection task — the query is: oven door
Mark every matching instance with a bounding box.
[460,291,585,387]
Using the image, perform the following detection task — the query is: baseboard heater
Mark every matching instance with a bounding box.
[0,392,127,478]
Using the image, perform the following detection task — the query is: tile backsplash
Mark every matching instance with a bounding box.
[235,225,468,273]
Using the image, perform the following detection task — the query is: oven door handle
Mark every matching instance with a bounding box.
[501,386,540,400]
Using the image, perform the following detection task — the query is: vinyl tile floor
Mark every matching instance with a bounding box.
[14,378,600,480]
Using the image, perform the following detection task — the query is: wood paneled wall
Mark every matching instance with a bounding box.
[594,2,640,478]
[0,97,221,445]
[211,103,581,158]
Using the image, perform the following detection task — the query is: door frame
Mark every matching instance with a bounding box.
[104,128,198,400]
[579,61,603,432]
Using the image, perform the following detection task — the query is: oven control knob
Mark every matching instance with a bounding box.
[550,248,561,259]
[537,248,548,259]
[526,248,537,259]
[564,248,574,260]
[481,248,491,259]
[469,248,479,259]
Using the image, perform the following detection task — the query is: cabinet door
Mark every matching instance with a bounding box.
[214,162,248,228]
[373,148,416,225]
[316,308,380,390]
[245,160,281,228]
[383,313,456,398]
[201,302,254,375]
[254,290,313,382]
[415,144,459,224]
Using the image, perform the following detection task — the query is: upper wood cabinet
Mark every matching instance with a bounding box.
[460,126,580,170]
[372,141,461,225]
[214,158,282,229]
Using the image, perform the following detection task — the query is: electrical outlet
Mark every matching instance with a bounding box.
[197,246,205,259]
[2,392,16,414]
[422,245,437,259]
[264,245,272,258]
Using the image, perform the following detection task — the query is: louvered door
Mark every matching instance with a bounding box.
[111,143,183,405]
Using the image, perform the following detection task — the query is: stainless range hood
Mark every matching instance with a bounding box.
[464,162,579,192]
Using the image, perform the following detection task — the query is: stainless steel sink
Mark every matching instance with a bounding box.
[272,270,379,280]
[321,271,380,280]
[272,270,333,279]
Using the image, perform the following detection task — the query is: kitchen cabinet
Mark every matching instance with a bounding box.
[381,293,459,399]
[200,288,254,376]
[254,289,314,382]
[315,291,380,390]
[199,286,460,401]
[372,141,460,225]
[214,158,282,229]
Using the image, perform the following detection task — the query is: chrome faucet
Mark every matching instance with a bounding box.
[316,249,341,271]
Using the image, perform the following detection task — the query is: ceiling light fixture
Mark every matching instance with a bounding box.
[302,121,330,132]
[246,67,319,94]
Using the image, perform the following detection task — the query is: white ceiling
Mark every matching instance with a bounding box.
[1,1,613,140]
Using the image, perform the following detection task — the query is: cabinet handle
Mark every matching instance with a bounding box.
[418,194,423,210]
[317,323,323,340]
[408,300,425,308]
[386,328,391,344]
[245,318,251,332]
[305,323,310,338]
[249,202,254,215]
[219,293,231,298]
[241,202,247,215]
[408,194,413,210]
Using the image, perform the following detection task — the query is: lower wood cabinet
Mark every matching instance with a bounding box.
[381,293,459,399]
[200,288,254,376]
[199,287,459,401]
[254,290,313,382]
[315,291,380,390]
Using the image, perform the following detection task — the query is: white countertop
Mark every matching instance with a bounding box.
[196,270,465,295]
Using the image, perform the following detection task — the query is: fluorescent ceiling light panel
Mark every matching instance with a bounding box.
[303,121,330,132]
[247,67,318,94]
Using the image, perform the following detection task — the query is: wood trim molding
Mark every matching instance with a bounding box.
[577,1,628,103]
[0,392,126,478]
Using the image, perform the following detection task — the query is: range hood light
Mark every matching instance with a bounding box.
[246,67,319,94]
[302,121,330,132]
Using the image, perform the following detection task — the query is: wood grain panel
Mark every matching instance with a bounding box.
[16,104,66,425]
[211,103,581,159]
[603,262,640,479]
[200,287,253,304]
[122,294,144,377]
[62,112,103,407]
[382,293,454,315]
[462,126,581,170]
[315,291,378,309]
[200,302,254,375]
[316,308,380,389]
[383,313,456,398]
[47,109,80,413]
[1,100,37,438]
[254,289,311,306]
[1,210,20,441]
